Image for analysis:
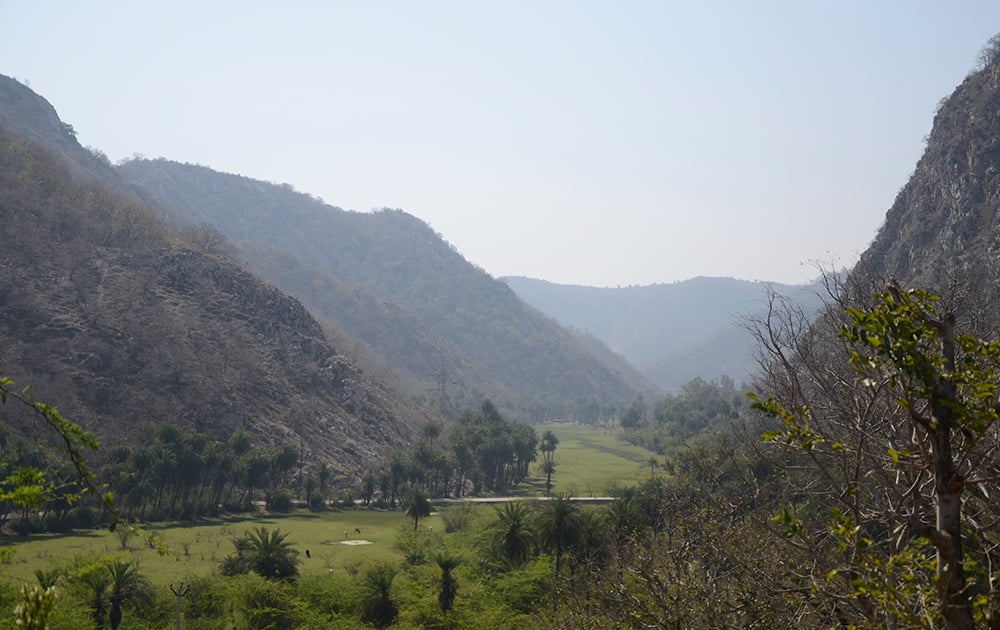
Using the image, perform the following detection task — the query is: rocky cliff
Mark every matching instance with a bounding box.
[0,76,419,481]
[863,50,1000,294]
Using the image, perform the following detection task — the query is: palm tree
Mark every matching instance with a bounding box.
[539,459,557,494]
[540,430,559,463]
[405,487,432,531]
[360,563,398,628]
[78,569,110,629]
[106,560,152,630]
[361,472,376,506]
[490,502,535,568]
[433,552,461,612]
[33,567,61,589]
[221,527,300,581]
[606,495,647,539]
[535,493,582,577]
[646,456,658,477]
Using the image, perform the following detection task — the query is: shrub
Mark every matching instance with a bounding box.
[267,489,296,513]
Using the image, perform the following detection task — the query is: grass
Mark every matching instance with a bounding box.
[0,423,654,589]
[0,508,445,589]
[515,422,655,496]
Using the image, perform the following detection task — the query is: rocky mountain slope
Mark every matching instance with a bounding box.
[0,75,419,481]
[118,159,647,419]
[862,47,1000,297]
[503,276,822,390]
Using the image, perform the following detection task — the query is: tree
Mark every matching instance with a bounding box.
[489,502,536,569]
[359,563,398,628]
[646,456,658,477]
[405,486,431,531]
[106,560,152,630]
[535,494,582,577]
[221,527,301,581]
[539,459,556,494]
[842,287,996,627]
[752,284,1000,627]
[433,552,461,612]
[361,472,376,506]
[540,430,559,463]
[0,377,116,523]
[79,569,110,629]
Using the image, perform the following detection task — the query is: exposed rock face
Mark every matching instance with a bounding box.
[0,76,418,481]
[863,57,1000,292]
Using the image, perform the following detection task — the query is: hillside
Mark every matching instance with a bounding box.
[862,45,1000,299]
[0,75,419,480]
[502,276,822,390]
[117,159,647,420]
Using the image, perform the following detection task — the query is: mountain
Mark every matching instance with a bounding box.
[0,74,420,480]
[861,47,1000,297]
[502,276,823,391]
[117,159,647,420]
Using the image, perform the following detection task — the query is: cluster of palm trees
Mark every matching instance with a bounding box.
[28,560,153,630]
[101,426,318,523]
[362,400,540,507]
[488,494,607,577]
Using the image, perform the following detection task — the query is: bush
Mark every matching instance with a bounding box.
[441,504,473,533]
[66,505,100,529]
[268,489,296,513]
[233,573,303,630]
[308,494,327,512]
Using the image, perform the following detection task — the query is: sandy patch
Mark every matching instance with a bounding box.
[324,539,373,546]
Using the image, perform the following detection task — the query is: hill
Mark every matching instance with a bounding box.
[502,276,822,390]
[117,159,647,420]
[862,43,1000,299]
[0,75,419,481]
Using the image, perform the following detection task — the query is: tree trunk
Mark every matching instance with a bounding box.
[931,313,973,629]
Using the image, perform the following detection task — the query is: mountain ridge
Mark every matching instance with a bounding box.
[503,275,823,390]
[0,75,420,481]
[118,158,648,420]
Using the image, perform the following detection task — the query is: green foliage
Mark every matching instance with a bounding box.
[359,562,399,628]
[486,555,553,614]
[267,489,296,513]
[448,400,537,494]
[0,377,114,526]
[488,502,536,570]
[622,376,742,453]
[534,494,582,576]
[221,527,301,582]
[752,286,1000,626]
[232,573,303,630]
[440,504,473,533]
[105,560,152,630]
[433,552,461,612]
[405,487,432,531]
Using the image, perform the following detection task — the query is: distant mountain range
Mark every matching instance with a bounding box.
[502,276,823,390]
[117,159,647,420]
[10,39,993,479]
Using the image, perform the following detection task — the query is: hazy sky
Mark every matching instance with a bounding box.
[3,2,999,287]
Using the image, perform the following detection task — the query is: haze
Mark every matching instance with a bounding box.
[3,1,999,287]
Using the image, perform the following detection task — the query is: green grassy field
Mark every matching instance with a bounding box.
[0,509,446,588]
[515,422,655,496]
[0,423,654,588]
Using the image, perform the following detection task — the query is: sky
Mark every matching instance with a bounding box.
[2,2,1000,287]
